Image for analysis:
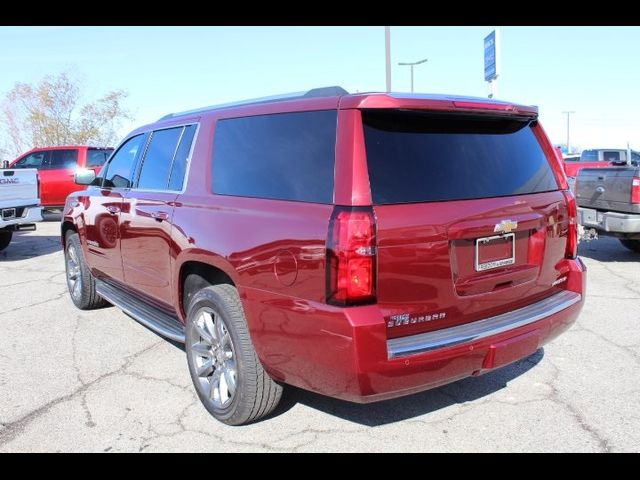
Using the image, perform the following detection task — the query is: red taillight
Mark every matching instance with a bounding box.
[326,207,377,306]
[632,177,640,204]
[563,190,578,259]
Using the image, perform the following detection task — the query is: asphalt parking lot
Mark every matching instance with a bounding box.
[0,220,639,452]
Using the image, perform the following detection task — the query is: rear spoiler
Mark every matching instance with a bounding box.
[340,93,538,118]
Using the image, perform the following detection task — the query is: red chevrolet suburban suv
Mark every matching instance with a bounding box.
[62,87,586,425]
[11,146,113,209]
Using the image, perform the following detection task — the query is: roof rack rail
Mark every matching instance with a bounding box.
[303,86,349,97]
[158,86,348,121]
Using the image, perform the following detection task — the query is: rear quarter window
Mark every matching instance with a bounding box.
[168,124,197,191]
[363,110,559,204]
[212,110,337,203]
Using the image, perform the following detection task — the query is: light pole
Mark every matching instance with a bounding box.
[385,26,392,92]
[398,58,428,93]
[562,111,575,154]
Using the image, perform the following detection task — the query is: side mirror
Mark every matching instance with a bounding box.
[1,160,9,169]
[75,168,97,186]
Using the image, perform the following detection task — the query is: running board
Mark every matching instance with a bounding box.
[96,279,185,343]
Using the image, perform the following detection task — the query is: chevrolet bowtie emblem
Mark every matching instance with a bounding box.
[494,219,518,234]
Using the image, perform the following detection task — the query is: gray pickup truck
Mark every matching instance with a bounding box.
[576,165,640,252]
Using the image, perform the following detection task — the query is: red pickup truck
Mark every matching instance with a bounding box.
[11,146,113,209]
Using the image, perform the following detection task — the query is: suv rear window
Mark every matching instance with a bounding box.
[212,110,337,204]
[363,110,559,205]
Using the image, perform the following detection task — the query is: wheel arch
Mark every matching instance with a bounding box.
[176,255,239,321]
[61,220,77,247]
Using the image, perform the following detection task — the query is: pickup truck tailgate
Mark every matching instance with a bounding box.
[576,166,640,215]
[0,169,40,209]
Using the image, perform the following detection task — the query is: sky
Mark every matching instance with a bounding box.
[1,26,639,152]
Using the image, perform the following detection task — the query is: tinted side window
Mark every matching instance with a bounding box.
[103,135,145,189]
[168,124,197,191]
[47,149,78,169]
[363,111,559,204]
[169,125,197,191]
[137,127,183,190]
[87,149,113,168]
[212,110,337,203]
[14,151,48,168]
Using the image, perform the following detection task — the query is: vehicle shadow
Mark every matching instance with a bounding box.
[0,233,62,261]
[147,324,545,425]
[271,348,545,426]
[0,213,63,261]
[42,211,63,222]
[578,236,640,262]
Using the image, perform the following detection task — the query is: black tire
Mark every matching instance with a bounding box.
[0,230,12,252]
[64,231,108,310]
[185,284,283,425]
[620,239,640,253]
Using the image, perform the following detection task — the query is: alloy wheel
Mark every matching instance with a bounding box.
[188,307,238,409]
[66,243,82,300]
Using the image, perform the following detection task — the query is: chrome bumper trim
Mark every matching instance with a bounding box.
[387,290,581,359]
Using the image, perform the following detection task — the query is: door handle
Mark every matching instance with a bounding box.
[151,211,170,222]
[106,206,120,214]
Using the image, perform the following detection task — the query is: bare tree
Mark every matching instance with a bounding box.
[0,72,131,157]
[0,145,10,165]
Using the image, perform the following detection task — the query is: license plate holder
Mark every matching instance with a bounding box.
[475,233,515,272]
[1,208,16,220]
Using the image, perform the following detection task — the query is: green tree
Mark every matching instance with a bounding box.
[1,72,131,157]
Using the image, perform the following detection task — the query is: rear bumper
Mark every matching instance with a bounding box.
[578,207,640,234]
[361,293,583,404]
[387,290,580,359]
[0,205,43,229]
[243,258,586,403]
